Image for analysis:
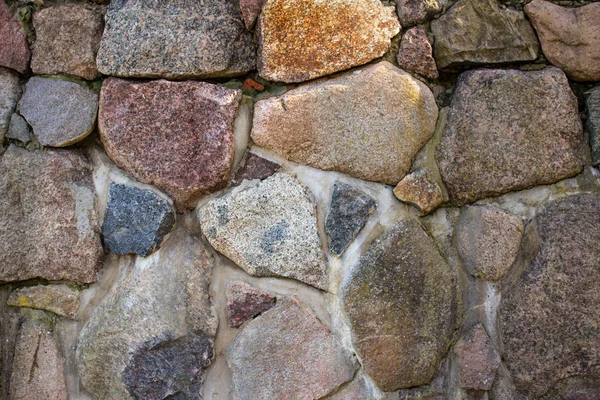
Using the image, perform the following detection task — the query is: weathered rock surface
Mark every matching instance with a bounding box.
[341,218,459,391]
[102,182,175,257]
[586,86,600,166]
[0,69,21,144]
[325,182,376,256]
[230,151,280,187]
[252,62,438,184]
[325,373,372,400]
[393,169,443,214]
[227,299,356,399]
[99,78,241,210]
[31,5,103,80]
[0,146,103,283]
[226,281,276,327]
[77,225,217,400]
[454,324,501,391]
[455,206,524,281]
[257,0,400,82]
[437,67,583,205]
[499,194,600,397]
[18,77,98,147]
[97,0,255,79]
[7,285,80,319]
[6,113,31,143]
[431,0,539,69]
[397,27,438,80]
[198,173,328,289]
[240,0,263,30]
[396,0,440,27]
[0,1,30,73]
[525,0,600,82]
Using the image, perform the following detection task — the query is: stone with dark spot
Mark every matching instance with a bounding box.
[0,1,30,73]
[231,151,280,187]
[240,0,263,30]
[397,27,438,80]
[396,0,440,27]
[393,169,443,214]
[226,281,276,327]
[0,69,21,145]
[7,284,80,319]
[454,324,501,391]
[586,86,600,166]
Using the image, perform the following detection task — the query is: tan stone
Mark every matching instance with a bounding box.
[8,284,80,319]
[393,169,443,214]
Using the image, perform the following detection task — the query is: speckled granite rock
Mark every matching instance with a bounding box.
[0,1,30,73]
[0,69,21,144]
[6,113,31,143]
[393,169,443,214]
[230,152,280,187]
[437,67,583,205]
[99,78,241,211]
[257,0,400,82]
[7,284,80,319]
[454,324,501,390]
[97,0,255,79]
[587,86,600,166]
[226,281,276,327]
[397,27,438,80]
[31,5,103,80]
[396,0,440,27]
[252,62,438,184]
[240,0,263,30]
[324,373,372,400]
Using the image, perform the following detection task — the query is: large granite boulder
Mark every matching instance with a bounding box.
[0,68,21,144]
[0,1,30,73]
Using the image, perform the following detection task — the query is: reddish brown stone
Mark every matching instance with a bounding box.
[454,324,501,391]
[393,169,443,214]
[397,27,438,80]
[396,0,440,27]
[240,0,263,30]
[242,78,265,91]
[231,151,280,187]
[226,281,276,327]
[99,78,242,211]
[0,1,30,73]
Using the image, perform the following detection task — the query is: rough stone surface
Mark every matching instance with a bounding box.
[397,27,438,80]
[0,1,30,73]
[240,0,263,30]
[198,173,328,290]
[226,281,276,327]
[454,324,501,391]
[0,146,103,283]
[324,374,372,400]
[99,78,241,211]
[325,182,376,256]
[396,0,440,27]
[6,113,31,143]
[431,0,539,69]
[341,218,459,391]
[227,299,356,400]
[31,5,103,80]
[77,224,217,400]
[252,62,438,184]
[437,67,584,205]
[0,69,21,144]
[455,206,524,281]
[18,77,98,147]
[499,194,600,398]
[393,169,443,214]
[102,182,175,257]
[257,0,400,83]
[97,0,256,79]
[525,0,600,82]
[7,285,80,319]
[230,151,280,187]
[586,86,600,166]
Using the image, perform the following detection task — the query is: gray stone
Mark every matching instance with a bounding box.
[586,86,600,166]
[325,182,376,256]
[454,324,501,390]
[7,284,80,319]
[102,182,175,257]
[341,218,460,391]
[0,68,21,144]
[324,373,372,400]
[396,0,440,27]
[198,173,328,290]
[6,113,31,143]
[19,77,98,147]
[227,299,357,400]
[226,281,276,327]
[97,0,256,79]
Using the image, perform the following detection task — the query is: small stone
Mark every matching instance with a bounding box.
[397,27,438,80]
[31,5,103,80]
[525,0,600,82]
[240,0,263,30]
[97,1,255,79]
[585,86,600,166]
[102,182,176,257]
[393,169,443,214]
[324,373,372,400]
[0,1,30,73]
[226,281,276,327]
[99,78,241,211]
[431,0,539,69]
[198,173,328,290]
[7,284,80,319]
[6,113,31,143]
[252,62,438,184]
[454,324,501,391]
[396,0,440,27]
[257,0,400,83]
[18,77,98,147]
[325,182,376,256]
[230,151,280,187]
[242,78,265,91]
[0,68,21,144]
[436,67,584,205]
[227,299,357,400]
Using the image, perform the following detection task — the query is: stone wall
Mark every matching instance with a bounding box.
[0,0,599,399]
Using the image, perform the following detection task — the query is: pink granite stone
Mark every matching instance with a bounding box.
[397,27,438,80]
[0,1,30,73]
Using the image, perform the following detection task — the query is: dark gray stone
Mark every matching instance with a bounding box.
[586,86,600,166]
[102,182,175,257]
[231,152,280,187]
[6,113,31,143]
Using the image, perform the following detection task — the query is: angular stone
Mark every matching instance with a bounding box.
[230,151,280,187]
[431,0,539,69]
[0,68,21,144]
[396,0,440,27]
[324,373,372,400]
[393,169,443,214]
[436,67,584,205]
[525,0,600,82]
[226,281,276,327]
[252,62,438,184]
[99,78,241,211]
[341,218,459,391]
[227,299,356,399]
[397,27,438,80]
[454,324,501,391]
[7,284,80,319]
[455,206,524,281]
[31,5,103,80]
[102,182,175,257]
[6,113,31,143]
[97,0,255,79]
[257,0,400,83]
[499,194,600,397]
[585,86,600,167]
[77,224,217,400]
[0,1,30,73]
[198,173,328,289]
[19,77,98,147]
[0,146,103,283]
[325,182,376,256]
[240,0,263,30]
